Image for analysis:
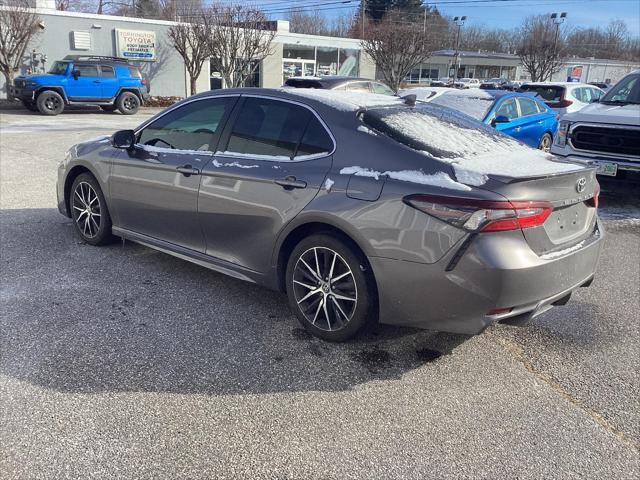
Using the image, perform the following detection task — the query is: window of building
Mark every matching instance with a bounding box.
[316,46,339,76]
[338,48,359,76]
[284,44,315,60]
[138,98,231,152]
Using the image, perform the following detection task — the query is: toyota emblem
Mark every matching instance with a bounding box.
[576,177,587,193]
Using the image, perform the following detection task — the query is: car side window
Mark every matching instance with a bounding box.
[346,82,372,93]
[571,88,584,102]
[74,64,99,77]
[296,117,333,157]
[518,97,539,117]
[226,97,325,160]
[138,97,231,152]
[372,82,394,95]
[100,66,115,77]
[495,98,519,120]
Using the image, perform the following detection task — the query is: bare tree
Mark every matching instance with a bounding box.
[0,0,41,95]
[55,0,70,9]
[205,3,275,88]
[167,2,210,95]
[287,9,329,36]
[360,9,434,92]
[517,15,567,82]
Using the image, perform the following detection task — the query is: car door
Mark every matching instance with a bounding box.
[109,96,236,252]
[68,64,102,99]
[99,65,119,99]
[198,95,334,273]
[491,97,522,138]
[516,97,546,147]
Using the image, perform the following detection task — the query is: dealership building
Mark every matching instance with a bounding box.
[1,1,638,99]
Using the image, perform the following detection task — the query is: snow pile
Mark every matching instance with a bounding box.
[339,166,471,191]
[379,111,583,180]
[284,89,403,111]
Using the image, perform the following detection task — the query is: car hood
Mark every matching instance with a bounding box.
[16,73,64,83]
[562,102,640,126]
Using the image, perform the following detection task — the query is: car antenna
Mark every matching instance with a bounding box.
[404,94,417,107]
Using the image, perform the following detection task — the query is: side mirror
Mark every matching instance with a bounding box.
[111,129,136,149]
[71,70,80,79]
[491,115,510,126]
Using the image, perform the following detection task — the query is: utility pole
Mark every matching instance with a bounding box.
[550,12,567,81]
[452,16,466,84]
[361,0,365,39]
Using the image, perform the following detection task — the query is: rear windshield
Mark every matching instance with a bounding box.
[428,92,494,121]
[284,78,323,88]
[519,85,563,102]
[128,67,142,78]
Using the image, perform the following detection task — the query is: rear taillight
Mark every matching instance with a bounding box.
[586,183,600,208]
[403,194,552,233]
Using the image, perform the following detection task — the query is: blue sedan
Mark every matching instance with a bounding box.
[400,88,558,151]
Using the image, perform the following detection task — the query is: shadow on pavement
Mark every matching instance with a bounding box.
[0,208,471,396]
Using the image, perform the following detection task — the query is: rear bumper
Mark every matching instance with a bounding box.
[369,220,604,335]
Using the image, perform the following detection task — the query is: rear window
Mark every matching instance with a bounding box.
[128,67,142,78]
[428,92,494,121]
[284,78,323,89]
[519,85,563,103]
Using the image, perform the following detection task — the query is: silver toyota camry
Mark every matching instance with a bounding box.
[57,88,603,342]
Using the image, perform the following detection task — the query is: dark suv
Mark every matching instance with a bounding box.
[10,55,150,115]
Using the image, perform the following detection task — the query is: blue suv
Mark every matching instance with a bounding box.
[10,55,150,115]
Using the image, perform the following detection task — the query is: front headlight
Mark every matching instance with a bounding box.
[555,120,570,147]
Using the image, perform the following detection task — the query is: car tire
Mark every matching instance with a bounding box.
[538,133,553,152]
[100,105,118,112]
[116,92,140,115]
[36,90,64,115]
[285,233,377,342]
[70,173,116,246]
[21,100,38,112]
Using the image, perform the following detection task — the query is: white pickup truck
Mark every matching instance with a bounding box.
[551,70,639,180]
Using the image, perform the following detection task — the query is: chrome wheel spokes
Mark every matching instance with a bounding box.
[72,182,101,238]
[293,247,357,332]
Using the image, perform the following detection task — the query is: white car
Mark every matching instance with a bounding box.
[550,70,639,179]
[519,82,605,117]
[453,78,480,89]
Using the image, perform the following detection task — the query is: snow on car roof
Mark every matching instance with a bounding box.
[283,89,403,111]
[369,108,584,182]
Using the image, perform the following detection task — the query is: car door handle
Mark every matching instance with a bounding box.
[274,176,307,190]
[93,80,101,83]
[176,165,200,177]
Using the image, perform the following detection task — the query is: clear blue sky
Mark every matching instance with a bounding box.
[251,0,640,36]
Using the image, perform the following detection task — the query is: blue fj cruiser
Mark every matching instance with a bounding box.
[10,55,150,115]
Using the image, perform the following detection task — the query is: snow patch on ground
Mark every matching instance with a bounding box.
[283,89,402,111]
[339,166,471,191]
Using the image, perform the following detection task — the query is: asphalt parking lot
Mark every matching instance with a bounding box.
[1,108,639,479]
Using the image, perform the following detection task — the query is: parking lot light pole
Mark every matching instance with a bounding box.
[452,16,466,84]
[549,12,567,81]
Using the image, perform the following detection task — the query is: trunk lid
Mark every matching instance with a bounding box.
[487,168,599,255]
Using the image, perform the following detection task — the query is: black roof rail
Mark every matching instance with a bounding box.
[63,55,131,64]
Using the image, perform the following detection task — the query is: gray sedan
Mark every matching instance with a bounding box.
[57,88,603,342]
